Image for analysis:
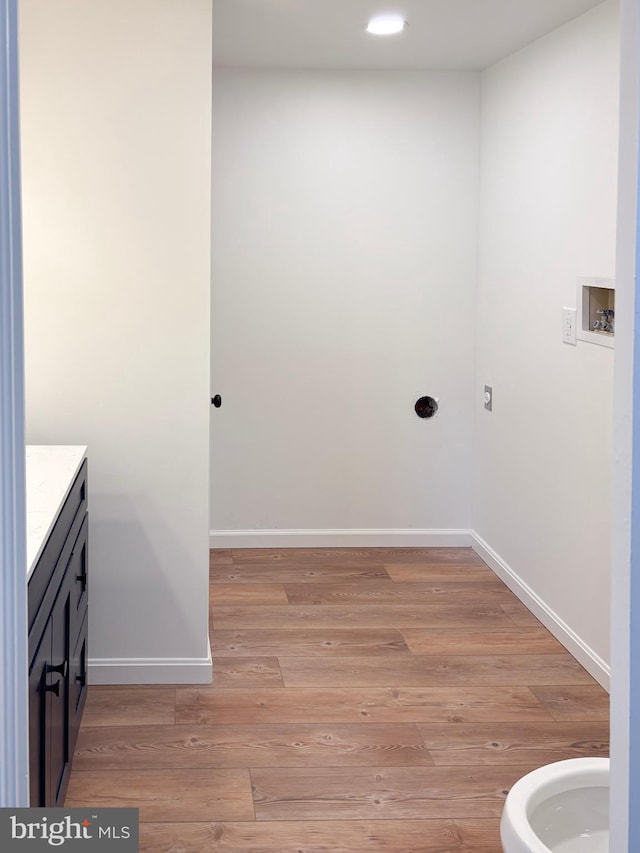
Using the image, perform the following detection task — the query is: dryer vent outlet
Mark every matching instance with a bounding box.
[415,396,439,419]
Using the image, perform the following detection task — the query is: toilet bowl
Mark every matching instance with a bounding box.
[500,757,609,852]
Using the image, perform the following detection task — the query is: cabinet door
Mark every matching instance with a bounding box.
[47,584,71,807]
[28,619,52,807]
[29,585,70,809]
[69,609,88,752]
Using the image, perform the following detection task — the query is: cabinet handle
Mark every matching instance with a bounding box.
[75,674,86,687]
[45,680,61,697]
[48,661,68,678]
[76,571,87,589]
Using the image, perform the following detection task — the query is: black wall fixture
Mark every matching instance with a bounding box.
[415,396,438,419]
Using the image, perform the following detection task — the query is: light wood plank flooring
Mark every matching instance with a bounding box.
[66,547,610,852]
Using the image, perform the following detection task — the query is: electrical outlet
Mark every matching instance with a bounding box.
[484,385,492,412]
[563,307,577,345]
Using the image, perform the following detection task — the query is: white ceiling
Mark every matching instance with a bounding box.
[213,0,605,71]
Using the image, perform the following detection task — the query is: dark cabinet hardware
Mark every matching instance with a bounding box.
[45,680,61,697]
[211,394,222,408]
[48,661,67,678]
[75,673,86,687]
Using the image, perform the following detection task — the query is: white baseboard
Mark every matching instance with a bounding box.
[471,532,610,692]
[210,528,473,549]
[93,531,609,691]
[88,651,213,685]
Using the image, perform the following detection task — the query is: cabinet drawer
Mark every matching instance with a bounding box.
[28,459,87,633]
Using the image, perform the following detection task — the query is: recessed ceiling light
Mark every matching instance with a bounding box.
[366,14,407,36]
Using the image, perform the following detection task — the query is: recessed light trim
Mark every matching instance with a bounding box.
[366,14,407,36]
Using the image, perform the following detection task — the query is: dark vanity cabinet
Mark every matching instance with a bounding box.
[28,459,88,807]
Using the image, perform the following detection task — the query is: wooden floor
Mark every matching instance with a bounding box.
[66,548,610,852]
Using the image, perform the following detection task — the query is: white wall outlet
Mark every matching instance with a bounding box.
[562,307,577,345]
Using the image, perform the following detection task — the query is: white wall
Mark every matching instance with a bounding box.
[20,0,213,683]
[474,0,620,682]
[211,70,479,541]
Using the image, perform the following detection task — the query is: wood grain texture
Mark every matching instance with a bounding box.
[284,580,514,605]
[175,686,555,725]
[228,548,483,564]
[250,766,526,820]
[210,604,517,630]
[529,685,611,721]
[210,583,289,605]
[212,657,284,688]
[210,549,234,566]
[211,628,409,657]
[417,721,610,765]
[383,563,497,585]
[278,654,594,688]
[67,544,609,844]
[401,627,564,656]
[139,819,501,852]
[74,723,434,769]
[384,563,495,583]
[500,600,543,626]
[65,769,254,821]
[80,687,176,727]
[211,564,391,584]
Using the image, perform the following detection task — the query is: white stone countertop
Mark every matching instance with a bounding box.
[26,445,87,578]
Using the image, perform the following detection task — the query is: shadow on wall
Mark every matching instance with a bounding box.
[87,492,210,670]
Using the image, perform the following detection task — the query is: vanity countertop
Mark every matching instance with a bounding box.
[26,445,87,578]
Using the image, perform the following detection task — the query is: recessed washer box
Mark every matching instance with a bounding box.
[577,276,615,348]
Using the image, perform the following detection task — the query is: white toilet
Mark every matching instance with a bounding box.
[500,757,609,852]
